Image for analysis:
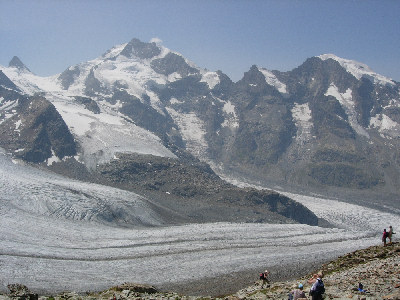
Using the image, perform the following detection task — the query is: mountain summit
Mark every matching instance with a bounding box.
[8,56,31,73]
[0,38,399,209]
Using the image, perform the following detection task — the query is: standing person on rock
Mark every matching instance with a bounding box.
[309,273,324,300]
[259,269,270,288]
[307,273,318,285]
[388,226,394,244]
[383,228,388,246]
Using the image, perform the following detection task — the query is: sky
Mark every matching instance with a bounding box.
[0,0,399,82]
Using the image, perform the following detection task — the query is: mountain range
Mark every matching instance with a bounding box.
[1,38,399,226]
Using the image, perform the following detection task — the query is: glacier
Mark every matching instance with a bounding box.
[1,148,399,294]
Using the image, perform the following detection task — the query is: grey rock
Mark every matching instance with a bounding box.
[0,95,77,163]
[151,52,199,76]
[58,66,81,90]
[8,56,31,73]
[120,38,161,59]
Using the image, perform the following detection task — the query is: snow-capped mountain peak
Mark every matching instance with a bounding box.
[318,53,395,86]
[2,39,400,198]
[8,56,31,73]
[120,38,156,59]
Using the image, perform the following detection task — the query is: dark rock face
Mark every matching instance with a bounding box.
[229,66,296,165]
[95,153,318,225]
[58,66,81,90]
[151,52,199,76]
[0,70,20,91]
[85,68,107,96]
[0,72,77,163]
[120,38,161,59]
[0,95,77,163]
[8,56,31,73]
[74,96,100,114]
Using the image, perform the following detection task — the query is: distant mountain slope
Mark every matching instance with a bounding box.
[0,66,318,226]
[1,37,400,207]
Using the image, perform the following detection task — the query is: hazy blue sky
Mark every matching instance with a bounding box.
[1,0,399,82]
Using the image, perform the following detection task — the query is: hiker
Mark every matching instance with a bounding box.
[382,228,388,246]
[289,283,307,300]
[309,273,324,300]
[307,273,318,285]
[358,282,366,293]
[259,269,270,288]
[388,225,395,244]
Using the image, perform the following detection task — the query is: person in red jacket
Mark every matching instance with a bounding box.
[382,228,388,246]
[259,269,270,288]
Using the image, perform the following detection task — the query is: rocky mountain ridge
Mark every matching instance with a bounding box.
[0,76,318,226]
[1,38,400,222]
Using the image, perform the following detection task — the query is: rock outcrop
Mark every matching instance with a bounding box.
[95,153,319,225]
[0,95,77,163]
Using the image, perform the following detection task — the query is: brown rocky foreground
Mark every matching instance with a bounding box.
[1,242,399,300]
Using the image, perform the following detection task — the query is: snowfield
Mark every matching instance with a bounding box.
[1,149,399,294]
[46,93,176,169]
[318,54,395,86]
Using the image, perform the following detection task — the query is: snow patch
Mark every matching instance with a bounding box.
[325,83,370,138]
[146,90,165,116]
[167,72,182,82]
[259,67,287,94]
[221,100,239,129]
[291,103,313,144]
[319,54,395,86]
[211,95,239,129]
[0,97,18,111]
[46,149,61,166]
[150,37,163,45]
[170,97,184,105]
[166,107,208,158]
[200,71,220,89]
[14,119,22,132]
[370,113,400,138]
[102,43,127,59]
